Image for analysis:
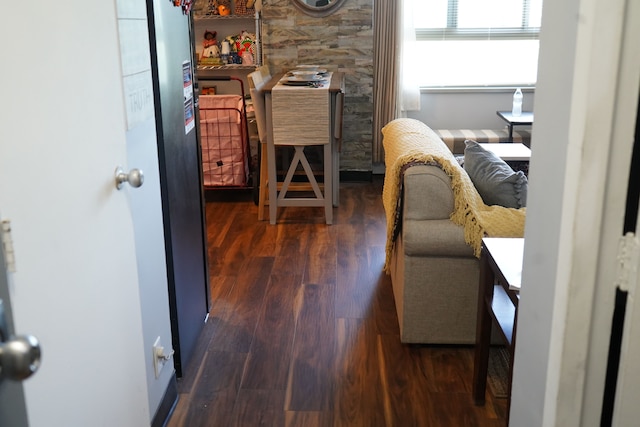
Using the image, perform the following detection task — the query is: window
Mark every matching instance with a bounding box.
[411,0,543,88]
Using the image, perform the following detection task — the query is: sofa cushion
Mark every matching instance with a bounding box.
[435,128,532,154]
[463,139,528,208]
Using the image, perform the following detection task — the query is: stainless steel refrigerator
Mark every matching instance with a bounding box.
[146,0,210,378]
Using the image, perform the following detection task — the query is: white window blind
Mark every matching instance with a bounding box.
[410,0,543,87]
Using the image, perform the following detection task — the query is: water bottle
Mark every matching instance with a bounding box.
[512,88,523,117]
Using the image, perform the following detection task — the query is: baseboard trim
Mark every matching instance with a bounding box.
[151,373,178,427]
[340,171,373,182]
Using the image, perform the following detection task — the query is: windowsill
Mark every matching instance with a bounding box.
[420,85,536,94]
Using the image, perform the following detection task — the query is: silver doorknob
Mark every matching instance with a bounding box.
[115,167,144,190]
[0,335,41,381]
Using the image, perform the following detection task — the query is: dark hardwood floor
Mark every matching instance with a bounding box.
[167,177,507,426]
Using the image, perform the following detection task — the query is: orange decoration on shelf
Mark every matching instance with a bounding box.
[171,0,194,14]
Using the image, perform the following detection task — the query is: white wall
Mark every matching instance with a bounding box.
[511,0,638,424]
[508,0,579,420]
[116,0,177,416]
[408,89,535,130]
[126,118,176,416]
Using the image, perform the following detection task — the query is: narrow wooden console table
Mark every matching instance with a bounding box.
[473,237,524,421]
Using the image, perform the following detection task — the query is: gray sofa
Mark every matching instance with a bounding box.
[388,163,480,344]
[381,118,526,344]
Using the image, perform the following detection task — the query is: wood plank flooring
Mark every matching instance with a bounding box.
[167,177,507,426]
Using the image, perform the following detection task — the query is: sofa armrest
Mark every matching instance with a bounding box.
[401,164,475,258]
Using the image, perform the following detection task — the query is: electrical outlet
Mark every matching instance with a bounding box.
[153,336,165,379]
[152,336,175,379]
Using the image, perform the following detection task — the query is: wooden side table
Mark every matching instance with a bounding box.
[472,237,524,421]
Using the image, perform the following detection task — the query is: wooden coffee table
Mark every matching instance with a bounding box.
[472,237,524,421]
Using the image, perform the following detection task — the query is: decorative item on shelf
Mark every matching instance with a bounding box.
[241,51,254,65]
[217,1,231,15]
[235,30,256,62]
[235,0,255,15]
[171,0,193,14]
[228,52,243,64]
[200,30,222,65]
[224,34,239,53]
[221,41,231,64]
[205,0,219,15]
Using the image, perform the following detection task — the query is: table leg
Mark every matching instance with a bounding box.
[508,124,514,142]
[265,93,278,225]
[331,91,343,207]
[473,247,494,405]
[506,303,519,420]
[257,143,268,221]
[323,142,333,224]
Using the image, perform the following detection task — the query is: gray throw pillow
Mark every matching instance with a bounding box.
[463,140,528,208]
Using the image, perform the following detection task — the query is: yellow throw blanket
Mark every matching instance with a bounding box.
[382,118,526,272]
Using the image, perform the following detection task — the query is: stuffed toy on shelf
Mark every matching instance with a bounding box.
[200,30,223,65]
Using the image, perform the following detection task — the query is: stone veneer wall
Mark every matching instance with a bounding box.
[261,0,374,172]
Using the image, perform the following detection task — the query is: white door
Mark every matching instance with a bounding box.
[0,1,164,425]
[0,229,32,426]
